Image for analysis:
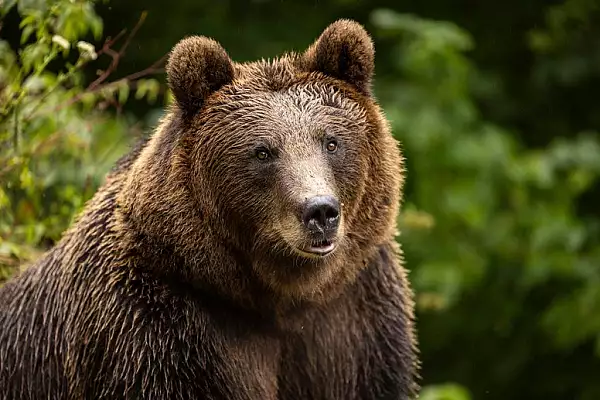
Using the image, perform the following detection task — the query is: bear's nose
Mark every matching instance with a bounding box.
[301,195,340,232]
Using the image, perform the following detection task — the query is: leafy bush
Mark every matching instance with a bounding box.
[0,0,165,280]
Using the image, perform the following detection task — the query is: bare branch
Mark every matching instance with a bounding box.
[52,54,167,113]
[88,11,148,91]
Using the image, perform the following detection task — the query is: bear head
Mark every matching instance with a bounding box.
[119,20,404,307]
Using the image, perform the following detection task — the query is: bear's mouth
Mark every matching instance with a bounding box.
[301,239,336,256]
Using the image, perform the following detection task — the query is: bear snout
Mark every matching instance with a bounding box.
[290,195,341,256]
[300,195,340,234]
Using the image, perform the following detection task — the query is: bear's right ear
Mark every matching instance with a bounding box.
[166,36,234,116]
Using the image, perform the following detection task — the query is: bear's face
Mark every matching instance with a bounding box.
[163,20,403,300]
[197,85,367,257]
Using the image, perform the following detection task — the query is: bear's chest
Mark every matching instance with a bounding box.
[194,297,372,400]
[194,315,370,400]
[76,247,413,399]
[180,263,408,399]
[276,308,370,400]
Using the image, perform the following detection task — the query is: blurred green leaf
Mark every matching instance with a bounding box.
[419,383,472,400]
[0,0,18,16]
[17,0,47,14]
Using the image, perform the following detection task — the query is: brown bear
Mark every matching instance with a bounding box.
[0,19,419,399]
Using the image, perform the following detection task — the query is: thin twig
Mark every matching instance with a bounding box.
[12,104,19,150]
[97,29,127,57]
[52,54,166,113]
[88,11,148,91]
[117,54,167,82]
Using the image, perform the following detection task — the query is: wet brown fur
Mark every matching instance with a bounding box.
[0,20,419,399]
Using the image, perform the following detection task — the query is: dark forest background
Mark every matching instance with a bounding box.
[2,1,600,399]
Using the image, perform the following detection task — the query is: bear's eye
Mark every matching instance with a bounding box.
[326,139,338,153]
[255,148,271,161]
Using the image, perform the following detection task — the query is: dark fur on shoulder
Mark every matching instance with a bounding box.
[0,19,419,399]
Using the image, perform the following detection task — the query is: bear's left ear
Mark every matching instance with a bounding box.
[166,36,234,116]
[299,19,375,96]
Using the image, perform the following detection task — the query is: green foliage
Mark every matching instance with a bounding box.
[419,383,472,400]
[0,0,164,279]
[373,8,600,310]
[371,8,600,398]
[528,0,599,54]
